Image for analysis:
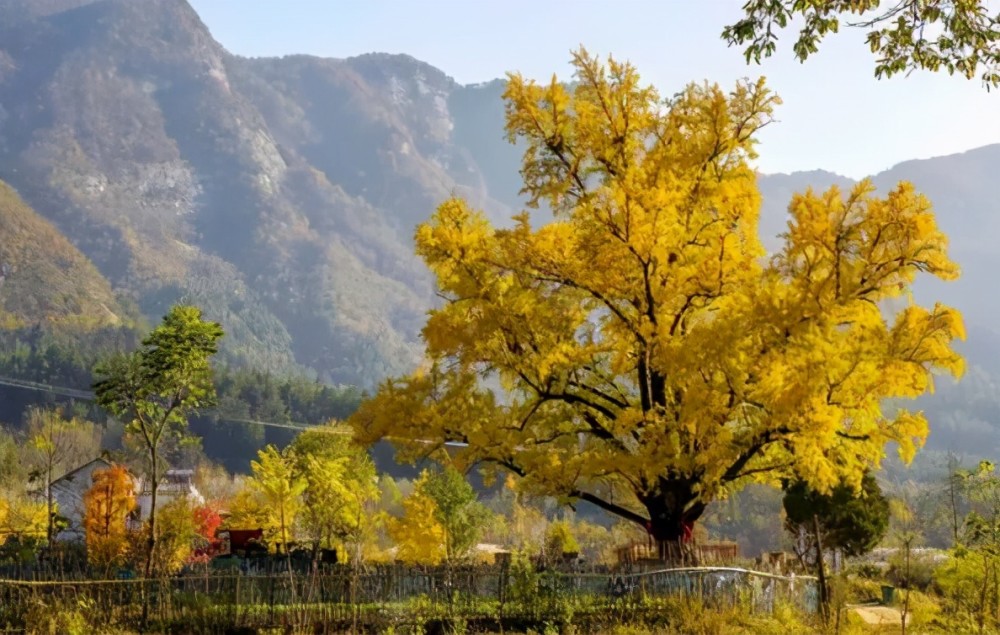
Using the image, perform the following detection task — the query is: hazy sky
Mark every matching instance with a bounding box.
[188,0,1000,178]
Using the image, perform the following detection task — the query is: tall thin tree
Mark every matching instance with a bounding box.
[94,305,223,578]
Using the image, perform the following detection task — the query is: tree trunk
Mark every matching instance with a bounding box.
[979,555,989,634]
[144,453,158,579]
[45,465,53,547]
[947,453,961,547]
[902,538,913,635]
[141,452,158,630]
[640,478,706,564]
[280,503,286,554]
[814,514,829,626]
[992,563,1000,622]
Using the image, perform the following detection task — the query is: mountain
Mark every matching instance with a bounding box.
[0,0,516,385]
[0,0,999,459]
[0,178,127,327]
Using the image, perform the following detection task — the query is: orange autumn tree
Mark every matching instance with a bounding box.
[351,49,965,550]
[84,465,136,572]
[192,503,223,561]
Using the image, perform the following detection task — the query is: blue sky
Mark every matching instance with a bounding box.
[188,0,1000,178]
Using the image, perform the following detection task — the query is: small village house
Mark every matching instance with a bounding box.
[50,457,118,542]
[135,469,204,520]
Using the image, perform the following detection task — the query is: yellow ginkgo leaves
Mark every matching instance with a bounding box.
[351,49,964,545]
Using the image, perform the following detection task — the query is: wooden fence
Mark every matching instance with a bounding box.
[615,540,741,565]
[0,565,818,633]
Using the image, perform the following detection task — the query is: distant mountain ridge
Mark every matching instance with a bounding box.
[0,0,998,461]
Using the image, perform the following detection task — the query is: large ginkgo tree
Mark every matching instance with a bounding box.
[351,49,964,547]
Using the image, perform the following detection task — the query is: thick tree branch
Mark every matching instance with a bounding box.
[528,270,643,343]
[571,489,650,527]
[566,379,630,410]
[734,461,794,480]
[836,431,871,441]
[721,427,789,483]
[540,388,618,422]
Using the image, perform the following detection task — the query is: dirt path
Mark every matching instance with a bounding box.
[851,605,904,626]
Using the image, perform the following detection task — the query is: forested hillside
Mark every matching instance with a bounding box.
[0,180,126,327]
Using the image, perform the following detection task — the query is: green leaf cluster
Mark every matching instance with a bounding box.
[783,471,890,557]
[723,1,1000,87]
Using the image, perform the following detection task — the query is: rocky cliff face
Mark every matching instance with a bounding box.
[0,0,515,384]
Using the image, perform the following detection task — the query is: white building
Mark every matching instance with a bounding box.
[135,469,205,520]
[50,457,122,542]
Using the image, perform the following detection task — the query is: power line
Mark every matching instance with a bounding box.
[0,374,328,432]
[214,416,337,433]
[0,374,468,447]
[0,375,93,400]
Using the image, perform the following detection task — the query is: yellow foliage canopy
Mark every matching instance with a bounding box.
[0,496,48,546]
[351,49,964,541]
[230,445,306,552]
[151,497,199,575]
[291,423,379,559]
[388,485,445,566]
